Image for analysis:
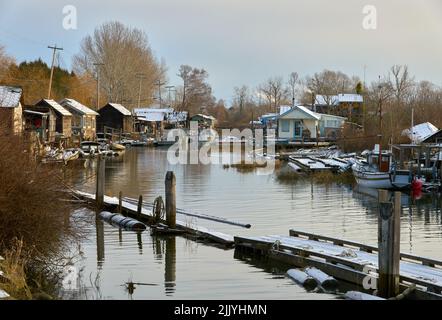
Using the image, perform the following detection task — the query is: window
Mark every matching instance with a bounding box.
[281,120,290,132]
[294,121,302,137]
[326,119,341,128]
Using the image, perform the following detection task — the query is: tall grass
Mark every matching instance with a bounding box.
[0,120,82,298]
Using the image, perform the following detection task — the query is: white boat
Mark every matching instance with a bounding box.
[352,161,393,189]
[351,145,413,189]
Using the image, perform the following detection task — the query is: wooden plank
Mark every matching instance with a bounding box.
[289,229,442,268]
[74,190,234,246]
[236,242,442,300]
[235,235,442,294]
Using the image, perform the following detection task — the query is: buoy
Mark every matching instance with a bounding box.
[99,211,147,231]
[287,269,317,288]
[304,267,338,289]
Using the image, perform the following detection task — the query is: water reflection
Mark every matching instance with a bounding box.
[68,148,442,299]
[95,216,105,268]
[164,236,177,296]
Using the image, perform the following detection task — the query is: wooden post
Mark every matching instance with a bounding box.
[137,195,143,218]
[378,190,401,298]
[95,155,105,209]
[118,191,123,213]
[165,171,176,228]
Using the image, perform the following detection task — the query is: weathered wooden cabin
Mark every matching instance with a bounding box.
[23,105,56,143]
[97,103,133,133]
[34,99,72,139]
[59,98,98,140]
[0,85,23,135]
[189,114,217,129]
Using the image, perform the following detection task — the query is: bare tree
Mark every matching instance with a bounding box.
[305,69,358,107]
[177,65,215,114]
[233,85,250,114]
[0,45,15,81]
[73,21,163,109]
[390,65,415,106]
[287,72,299,106]
[259,77,289,113]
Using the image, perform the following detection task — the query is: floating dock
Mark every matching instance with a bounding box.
[234,229,442,300]
[75,191,234,246]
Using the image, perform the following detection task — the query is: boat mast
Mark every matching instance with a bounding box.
[378,77,383,169]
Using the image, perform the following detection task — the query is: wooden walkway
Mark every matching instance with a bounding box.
[75,191,234,246]
[235,229,442,300]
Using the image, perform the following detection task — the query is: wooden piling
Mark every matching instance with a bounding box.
[165,171,177,228]
[378,190,401,298]
[96,155,105,209]
[137,195,143,219]
[118,191,123,213]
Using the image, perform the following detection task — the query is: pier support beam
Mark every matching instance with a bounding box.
[96,155,105,209]
[378,190,401,298]
[165,171,176,228]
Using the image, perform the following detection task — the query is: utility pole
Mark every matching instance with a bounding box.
[165,85,175,107]
[136,73,147,108]
[47,44,63,99]
[155,79,166,107]
[93,63,104,109]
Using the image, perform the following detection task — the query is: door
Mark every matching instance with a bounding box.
[294,120,302,139]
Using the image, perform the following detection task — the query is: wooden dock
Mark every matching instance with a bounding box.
[75,190,234,246]
[234,229,442,300]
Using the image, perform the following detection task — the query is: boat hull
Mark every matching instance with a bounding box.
[352,166,393,189]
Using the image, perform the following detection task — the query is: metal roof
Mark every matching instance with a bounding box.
[402,122,439,143]
[315,94,363,105]
[59,98,98,116]
[40,99,72,116]
[0,86,22,108]
[107,103,132,116]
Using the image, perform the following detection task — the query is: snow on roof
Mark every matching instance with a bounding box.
[279,105,292,115]
[41,99,72,116]
[107,103,132,116]
[296,105,321,120]
[0,86,22,108]
[315,95,339,106]
[138,112,166,122]
[338,94,363,103]
[168,111,188,123]
[190,114,216,121]
[402,122,439,143]
[60,98,98,116]
[315,94,363,105]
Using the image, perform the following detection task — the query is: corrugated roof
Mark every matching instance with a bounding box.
[107,103,132,116]
[0,86,22,108]
[315,94,363,105]
[402,122,439,143]
[41,99,72,116]
[138,112,165,122]
[338,94,363,103]
[59,98,98,116]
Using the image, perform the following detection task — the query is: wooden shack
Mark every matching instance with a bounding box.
[59,98,98,140]
[189,114,217,129]
[35,99,72,139]
[23,105,56,143]
[97,103,133,133]
[0,85,23,135]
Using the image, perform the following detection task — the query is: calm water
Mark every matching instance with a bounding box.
[64,148,442,300]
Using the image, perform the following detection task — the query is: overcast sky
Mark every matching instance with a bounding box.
[1,0,442,103]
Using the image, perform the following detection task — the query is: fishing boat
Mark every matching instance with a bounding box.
[79,141,102,158]
[351,146,412,189]
[63,148,80,163]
